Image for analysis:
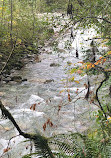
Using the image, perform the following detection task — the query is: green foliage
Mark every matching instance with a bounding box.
[106,40,111,46]
[0,0,55,74]
[48,131,111,158]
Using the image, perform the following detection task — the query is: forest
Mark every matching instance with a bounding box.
[0,0,111,157]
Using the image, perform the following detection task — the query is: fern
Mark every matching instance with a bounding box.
[33,134,54,158]
[48,132,111,158]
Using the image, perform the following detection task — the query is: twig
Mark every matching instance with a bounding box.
[85,37,111,41]
[95,71,109,119]
[85,16,111,24]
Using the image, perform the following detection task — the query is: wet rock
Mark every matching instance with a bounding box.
[9,81,17,85]
[3,69,11,75]
[41,48,45,51]
[27,54,32,58]
[0,92,5,97]
[47,51,52,54]
[10,69,15,73]
[50,63,60,67]
[34,56,41,62]
[29,60,34,63]
[57,48,67,53]
[2,81,6,84]
[15,62,24,70]
[22,79,27,82]
[11,76,22,82]
[3,77,11,83]
[38,45,42,48]
[29,78,46,83]
[1,61,6,65]
[44,79,54,84]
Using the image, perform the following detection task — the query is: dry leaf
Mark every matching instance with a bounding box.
[3,148,10,153]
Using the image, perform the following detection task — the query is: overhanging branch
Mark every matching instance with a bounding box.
[72,16,111,25]
[95,69,109,119]
[85,16,111,24]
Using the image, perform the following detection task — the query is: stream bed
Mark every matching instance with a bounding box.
[0,22,105,157]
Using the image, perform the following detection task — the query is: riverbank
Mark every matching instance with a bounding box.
[0,13,73,85]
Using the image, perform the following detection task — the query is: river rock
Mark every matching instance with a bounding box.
[22,79,27,82]
[28,95,45,105]
[11,76,22,82]
[3,77,11,83]
[57,48,67,53]
[27,54,32,58]
[34,56,41,62]
[0,92,5,96]
[50,63,60,67]
[44,79,54,84]
[10,69,16,73]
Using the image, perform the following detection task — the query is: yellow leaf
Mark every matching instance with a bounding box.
[107,117,111,120]
[70,68,77,74]
[4,127,10,131]
[59,89,65,94]
[69,76,75,81]
[102,58,106,64]
[17,39,22,44]
[94,59,101,65]
[75,80,79,84]
[13,21,17,25]
[107,51,111,55]
[78,61,84,64]
[92,64,95,68]
[87,64,92,69]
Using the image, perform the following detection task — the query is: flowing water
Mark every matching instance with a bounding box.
[0,18,105,157]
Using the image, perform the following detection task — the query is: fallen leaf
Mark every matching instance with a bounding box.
[43,123,46,131]
[75,80,79,84]
[3,148,10,153]
[68,93,71,102]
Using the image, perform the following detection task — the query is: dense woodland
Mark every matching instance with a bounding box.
[0,0,111,157]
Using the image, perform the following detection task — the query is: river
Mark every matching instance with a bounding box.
[0,15,105,157]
